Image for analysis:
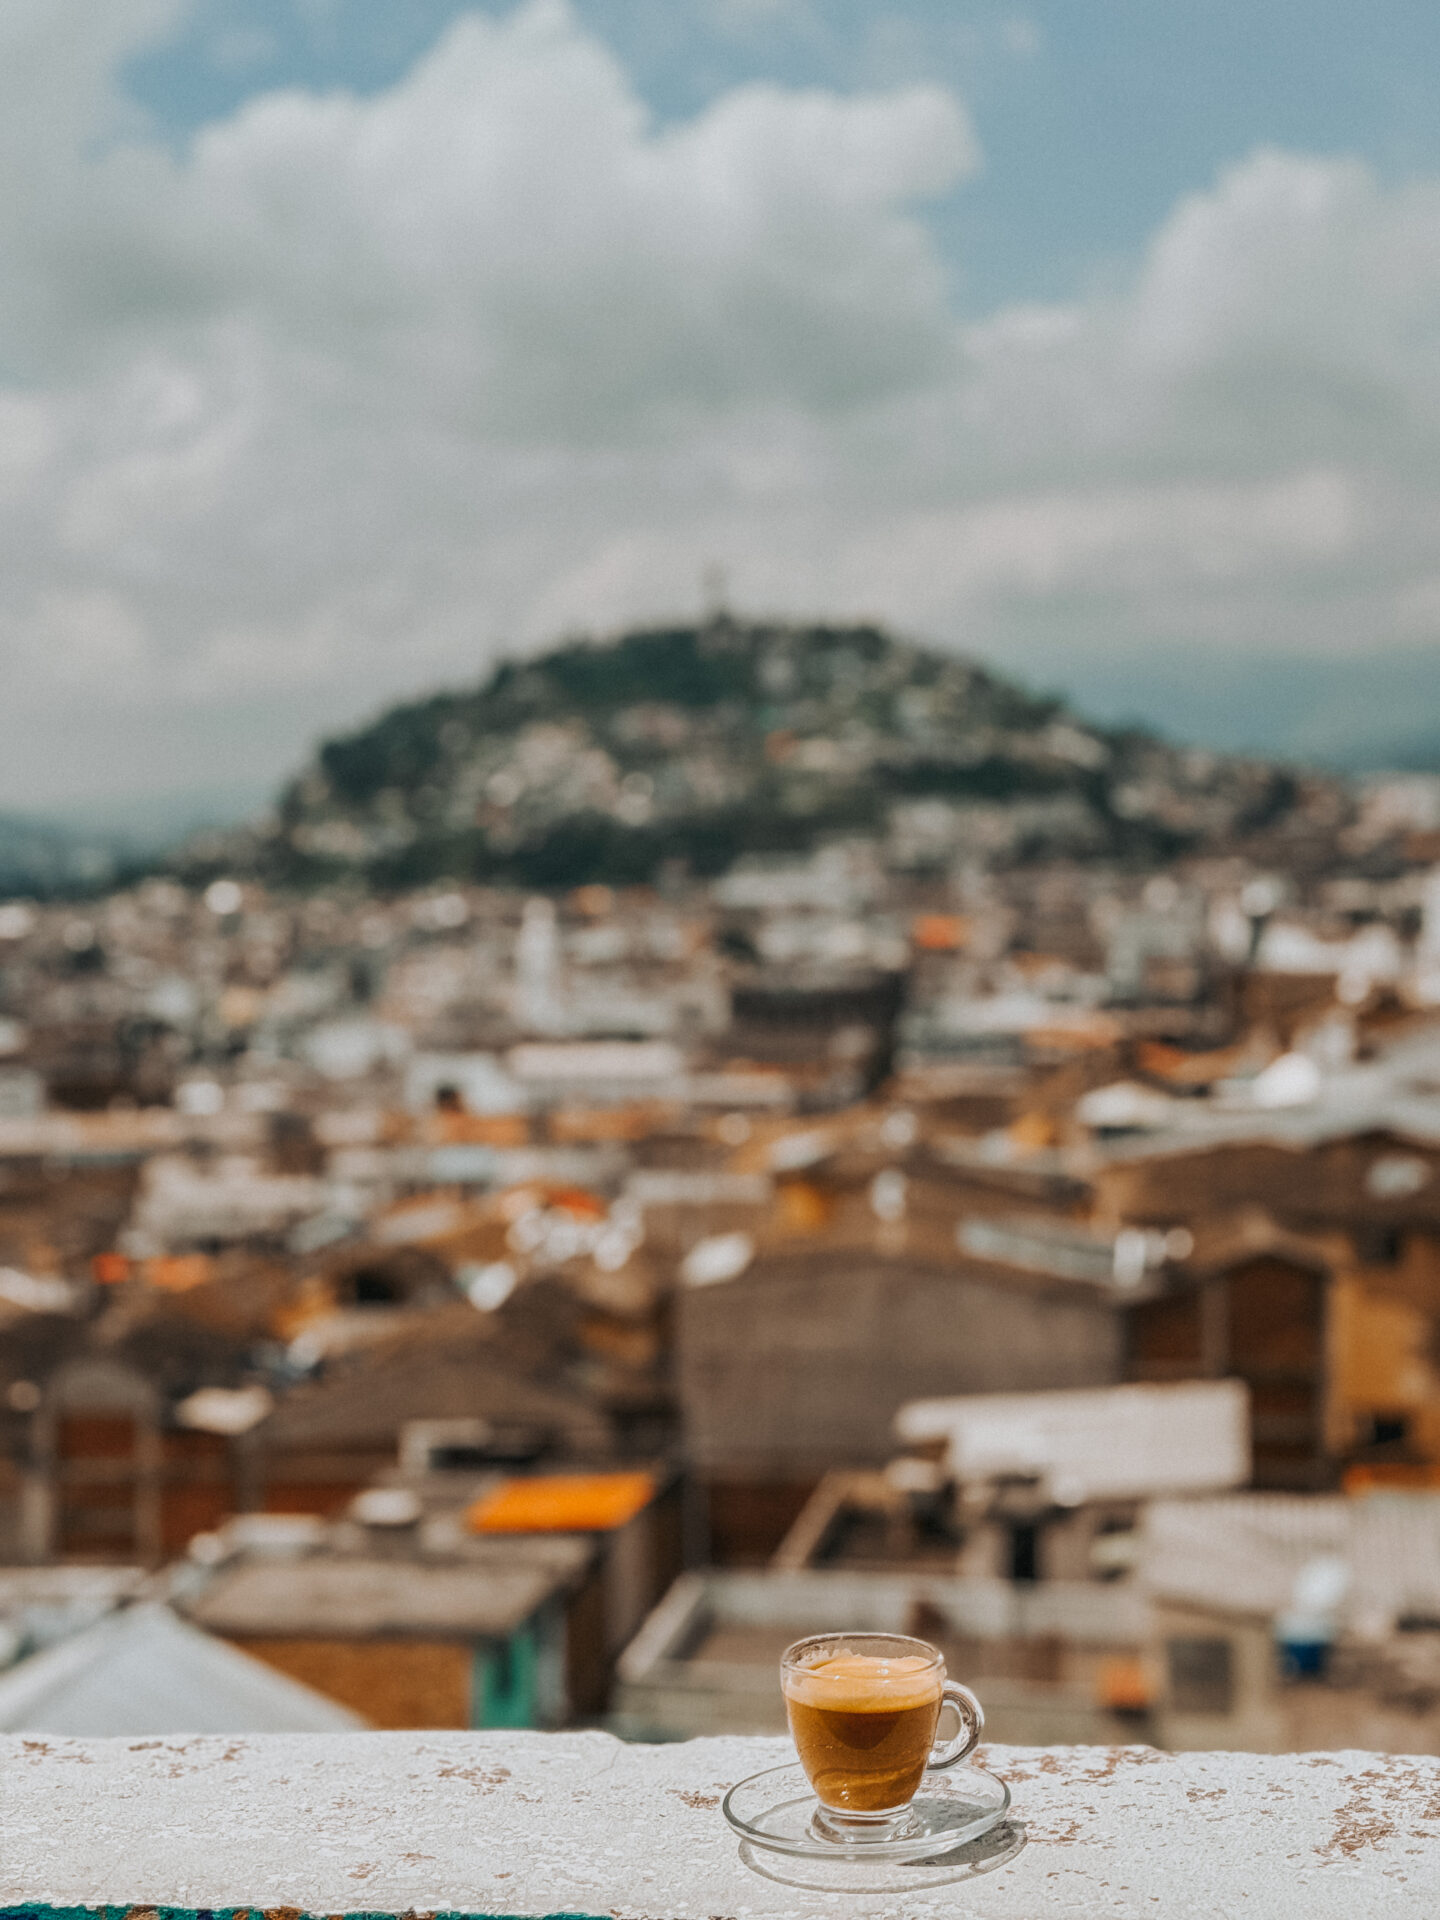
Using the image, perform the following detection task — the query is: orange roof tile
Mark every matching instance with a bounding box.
[912,913,970,952]
[144,1254,213,1293]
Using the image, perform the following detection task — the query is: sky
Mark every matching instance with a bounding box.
[7,0,1440,817]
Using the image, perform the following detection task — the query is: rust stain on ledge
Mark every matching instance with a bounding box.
[432,1765,512,1792]
[1319,1770,1400,1860]
[1030,1817,1084,1846]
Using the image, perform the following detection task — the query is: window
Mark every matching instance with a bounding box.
[1363,1412,1410,1448]
[1354,1225,1403,1266]
[1166,1635,1234,1715]
[1008,1520,1040,1583]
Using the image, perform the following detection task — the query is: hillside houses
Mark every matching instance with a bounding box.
[4,743,1440,1754]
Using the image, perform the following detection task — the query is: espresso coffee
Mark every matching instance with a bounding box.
[783,1652,943,1813]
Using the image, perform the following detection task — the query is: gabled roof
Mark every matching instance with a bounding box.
[682,1240,1132,1307]
[0,1603,363,1734]
[257,1300,613,1453]
[1175,1208,1335,1281]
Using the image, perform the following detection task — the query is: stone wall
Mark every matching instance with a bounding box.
[3,1729,1439,1918]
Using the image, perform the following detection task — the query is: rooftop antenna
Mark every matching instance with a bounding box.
[701,561,731,625]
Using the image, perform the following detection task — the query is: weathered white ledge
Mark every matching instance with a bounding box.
[3,1730,1439,1918]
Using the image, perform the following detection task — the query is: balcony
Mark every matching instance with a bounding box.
[3,1730,1437,1917]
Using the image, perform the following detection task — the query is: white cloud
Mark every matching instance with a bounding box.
[964,149,1440,481]
[1,4,1440,804]
[0,0,983,801]
[6,0,975,419]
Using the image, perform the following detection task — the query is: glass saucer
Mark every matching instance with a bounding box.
[737,1818,1027,1894]
[722,1760,1011,1863]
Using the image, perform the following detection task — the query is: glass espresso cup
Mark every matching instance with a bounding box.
[781,1631,983,1841]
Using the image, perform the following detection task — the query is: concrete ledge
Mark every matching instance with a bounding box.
[3,1731,1440,1918]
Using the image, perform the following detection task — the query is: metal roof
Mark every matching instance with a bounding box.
[895,1380,1251,1505]
[187,1552,581,1639]
[0,1603,362,1735]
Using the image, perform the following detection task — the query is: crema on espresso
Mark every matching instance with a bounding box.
[783,1652,944,1813]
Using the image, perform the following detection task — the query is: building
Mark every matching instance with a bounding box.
[766,1379,1250,1585]
[613,1566,1147,1746]
[678,1244,1130,1561]
[180,1466,682,1727]
[184,1538,585,1730]
[243,1301,618,1514]
[1141,1491,1440,1755]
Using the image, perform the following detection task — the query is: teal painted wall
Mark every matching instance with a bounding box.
[475,1623,538,1729]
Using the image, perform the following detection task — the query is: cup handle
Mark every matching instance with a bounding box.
[927,1680,983,1770]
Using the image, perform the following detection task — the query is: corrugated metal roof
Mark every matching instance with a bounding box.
[0,1604,363,1734]
[896,1381,1251,1504]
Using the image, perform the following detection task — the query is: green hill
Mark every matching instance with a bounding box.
[264,619,1336,890]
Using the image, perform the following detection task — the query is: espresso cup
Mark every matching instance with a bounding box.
[781,1631,983,1840]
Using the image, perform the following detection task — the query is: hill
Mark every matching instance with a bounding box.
[263,620,1347,891]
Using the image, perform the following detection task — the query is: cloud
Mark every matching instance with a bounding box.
[963,149,1440,482]
[0,0,982,799]
[1,3,1440,804]
[6,0,976,418]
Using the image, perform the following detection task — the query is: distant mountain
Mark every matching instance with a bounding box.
[0,783,277,901]
[1040,644,1440,772]
[1334,728,1440,777]
[47,781,275,852]
[0,812,133,899]
[261,620,1352,891]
